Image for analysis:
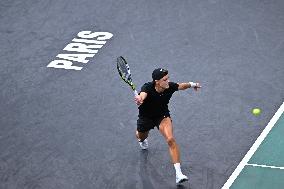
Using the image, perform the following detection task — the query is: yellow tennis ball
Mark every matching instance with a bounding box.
[252,108,262,116]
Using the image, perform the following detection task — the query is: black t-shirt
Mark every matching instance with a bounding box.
[138,81,179,117]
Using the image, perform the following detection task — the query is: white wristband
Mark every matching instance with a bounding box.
[189,82,197,88]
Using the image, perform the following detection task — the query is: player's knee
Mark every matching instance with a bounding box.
[167,137,176,147]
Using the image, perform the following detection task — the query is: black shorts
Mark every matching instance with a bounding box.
[137,115,171,133]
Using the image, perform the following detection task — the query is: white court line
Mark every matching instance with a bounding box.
[246,163,284,170]
[222,102,284,189]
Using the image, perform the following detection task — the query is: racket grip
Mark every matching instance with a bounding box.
[133,90,138,97]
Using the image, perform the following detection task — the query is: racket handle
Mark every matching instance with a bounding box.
[133,90,138,97]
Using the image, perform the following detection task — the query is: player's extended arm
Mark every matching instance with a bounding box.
[134,92,148,106]
[178,82,201,91]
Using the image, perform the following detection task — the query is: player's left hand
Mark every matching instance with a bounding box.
[194,83,202,91]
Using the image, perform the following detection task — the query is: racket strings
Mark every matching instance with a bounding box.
[117,58,132,81]
[117,56,135,90]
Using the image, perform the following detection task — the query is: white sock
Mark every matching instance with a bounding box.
[174,163,183,176]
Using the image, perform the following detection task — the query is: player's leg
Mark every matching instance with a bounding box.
[159,117,188,184]
[136,116,152,150]
[136,130,149,141]
[158,117,180,163]
[136,130,149,150]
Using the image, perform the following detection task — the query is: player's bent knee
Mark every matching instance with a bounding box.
[167,137,176,147]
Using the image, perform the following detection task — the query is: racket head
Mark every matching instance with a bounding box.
[116,56,136,91]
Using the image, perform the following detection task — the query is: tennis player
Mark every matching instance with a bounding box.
[134,68,201,185]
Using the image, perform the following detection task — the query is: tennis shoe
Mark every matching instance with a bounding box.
[138,139,148,150]
[176,174,188,185]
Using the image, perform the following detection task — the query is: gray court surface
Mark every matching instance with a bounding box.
[0,0,283,189]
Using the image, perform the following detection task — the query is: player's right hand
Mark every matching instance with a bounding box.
[134,95,143,106]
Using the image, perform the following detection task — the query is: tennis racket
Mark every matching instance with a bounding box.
[117,56,138,96]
